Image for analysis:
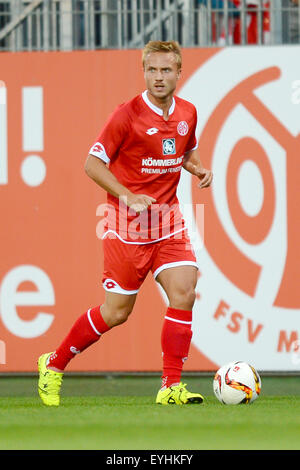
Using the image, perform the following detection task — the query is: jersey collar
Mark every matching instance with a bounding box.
[142,90,175,117]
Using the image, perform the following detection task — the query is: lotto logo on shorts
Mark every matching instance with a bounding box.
[162,138,176,155]
[104,280,117,290]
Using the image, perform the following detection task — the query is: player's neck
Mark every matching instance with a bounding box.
[146,91,173,121]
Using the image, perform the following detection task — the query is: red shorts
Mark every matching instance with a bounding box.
[102,230,198,294]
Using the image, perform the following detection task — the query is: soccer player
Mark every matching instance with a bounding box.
[38,40,213,406]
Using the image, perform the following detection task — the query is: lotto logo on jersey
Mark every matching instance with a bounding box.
[162,138,176,155]
[146,127,159,135]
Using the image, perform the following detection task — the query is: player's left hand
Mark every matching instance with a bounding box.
[194,165,213,189]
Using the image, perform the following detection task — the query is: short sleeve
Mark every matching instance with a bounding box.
[89,104,130,164]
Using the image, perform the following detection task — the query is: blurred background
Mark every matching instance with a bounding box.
[0,0,299,375]
[0,0,300,51]
[0,0,299,51]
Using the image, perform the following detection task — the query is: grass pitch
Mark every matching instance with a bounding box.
[0,375,299,450]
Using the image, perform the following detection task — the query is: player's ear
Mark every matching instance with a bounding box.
[177,68,182,80]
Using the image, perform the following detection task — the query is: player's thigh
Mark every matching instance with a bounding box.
[101,290,137,328]
[156,265,198,308]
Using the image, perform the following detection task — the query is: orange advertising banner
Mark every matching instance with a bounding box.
[0,46,299,372]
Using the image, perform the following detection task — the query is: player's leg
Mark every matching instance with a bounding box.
[47,290,137,371]
[101,290,137,327]
[156,264,197,384]
[155,265,203,404]
[38,235,144,406]
[38,291,137,406]
[151,231,203,404]
[156,263,197,310]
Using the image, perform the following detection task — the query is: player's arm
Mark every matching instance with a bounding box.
[84,154,156,213]
[183,150,213,189]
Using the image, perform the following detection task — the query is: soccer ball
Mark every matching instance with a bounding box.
[213,361,261,405]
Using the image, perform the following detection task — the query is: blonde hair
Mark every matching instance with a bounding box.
[142,40,182,70]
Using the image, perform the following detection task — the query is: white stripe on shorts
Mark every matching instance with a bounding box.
[153,261,199,280]
[102,227,187,245]
[164,316,192,325]
[102,278,139,295]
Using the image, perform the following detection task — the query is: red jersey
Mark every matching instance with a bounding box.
[89,91,198,244]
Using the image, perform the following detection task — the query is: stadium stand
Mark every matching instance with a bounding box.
[0,0,299,51]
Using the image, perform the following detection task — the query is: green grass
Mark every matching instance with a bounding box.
[0,375,300,450]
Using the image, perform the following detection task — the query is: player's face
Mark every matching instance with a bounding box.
[144,52,181,103]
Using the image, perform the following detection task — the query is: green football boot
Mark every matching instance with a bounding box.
[38,352,63,406]
[156,382,204,405]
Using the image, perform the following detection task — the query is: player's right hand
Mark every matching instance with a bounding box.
[120,193,156,214]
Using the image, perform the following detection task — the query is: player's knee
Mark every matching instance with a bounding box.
[169,285,196,310]
[107,305,133,327]
[114,308,131,325]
